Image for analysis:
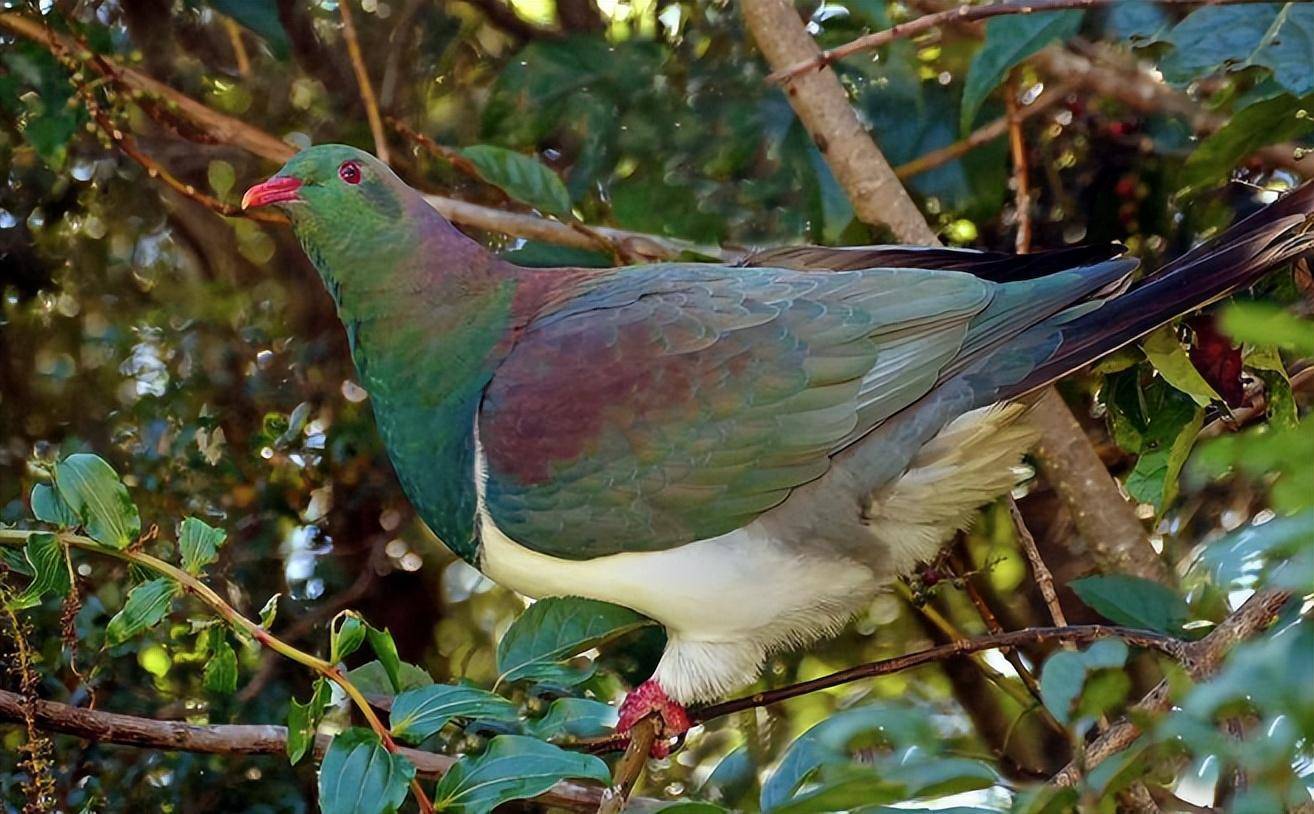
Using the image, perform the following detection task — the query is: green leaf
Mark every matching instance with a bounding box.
[259,593,281,628]
[318,728,416,814]
[1161,3,1314,97]
[1039,639,1129,727]
[207,160,236,199]
[1220,302,1314,355]
[178,517,227,576]
[8,532,70,611]
[389,684,519,744]
[31,482,78,526]
[460,145,571,217]
[960,10,1084,132]
[204,0,291,58]
[1179,93,1314,194]
[287,677,332,764]
[1124,403,1204,513]
[203,628,238,694]
[432,735,610,814]
[524,697,617,742]
[762,705,938,812]
[346,659,434,698]
[1244,345,1297,429]
[53,453,140,549]
[496,597,656,684]
[105,578,179,646]
[365,625,403,694]
[1141,325,1220,406]
[1070,575,1190,634]
[330,612,367,664]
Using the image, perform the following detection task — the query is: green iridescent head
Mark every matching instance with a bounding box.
[243,144,422,295]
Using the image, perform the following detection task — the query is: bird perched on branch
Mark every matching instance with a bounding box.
[245,145,1314,754]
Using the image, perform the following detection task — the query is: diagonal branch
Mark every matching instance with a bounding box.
[768,0,1264,84]
[338,0,390,164]
[1050,589,1292,787]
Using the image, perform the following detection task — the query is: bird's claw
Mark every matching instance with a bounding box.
[616,679,691,758]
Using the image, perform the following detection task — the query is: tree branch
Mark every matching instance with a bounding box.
[741,0,940,244]
[0,689,621,812]
[0,528,434,814]
[1050,590,1293,788]
[768,0,1264,85]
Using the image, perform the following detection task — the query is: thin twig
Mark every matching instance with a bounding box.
[1006,75,1033,255]
[1009,497,1070,629]
[338,0,390,164]
[694,624,1181,722]
[767,0,1267,84]
[596,717,657,814]
[949,547,1049,704]
[895,81,1073,180]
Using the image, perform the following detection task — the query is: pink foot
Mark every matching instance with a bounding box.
[617,679,691,757]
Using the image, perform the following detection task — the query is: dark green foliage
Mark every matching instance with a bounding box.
[2,2,1313,812]
[317,728,415,814]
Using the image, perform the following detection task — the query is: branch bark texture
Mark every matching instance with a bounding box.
[740,0,940,244]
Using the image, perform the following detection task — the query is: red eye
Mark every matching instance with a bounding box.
[338,161,362,184]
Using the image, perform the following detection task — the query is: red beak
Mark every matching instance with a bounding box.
[242,176,302,210]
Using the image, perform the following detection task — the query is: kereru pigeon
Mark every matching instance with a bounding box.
[244,144,1314,752]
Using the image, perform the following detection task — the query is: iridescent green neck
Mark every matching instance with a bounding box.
[298,201,515,563]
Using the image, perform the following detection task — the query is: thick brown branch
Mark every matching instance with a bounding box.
[768,0,1265,84]
[0,689,618,811]
[1050,590,1293,787]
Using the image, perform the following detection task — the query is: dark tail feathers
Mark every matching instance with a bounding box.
[985,183,1314,400]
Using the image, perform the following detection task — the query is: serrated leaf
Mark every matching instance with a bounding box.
[1070,574,1190,634]
[31,482,78,526]
[287,677,332,764]
[330,612,366,664]
[178,517,227,575]
[389,684,519,744]
[1142,325,1220,406]
[496,597,656,684]
[960,10,1084,132]
[53,453,140,549]
[524,697,617,742]
[432,735,610,814]
[318,728,416,814]
[106,578,179,646]
[460,145,571,217]
[365,625,403,694]
[203,628,238,694]
[8,532,70,611]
